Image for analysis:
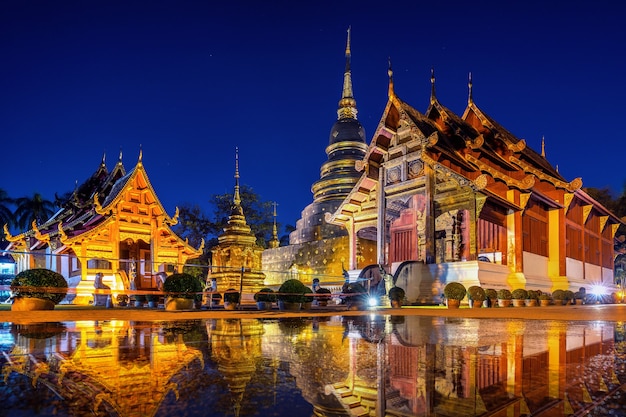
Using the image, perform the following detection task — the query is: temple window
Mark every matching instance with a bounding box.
[522,199,549,257]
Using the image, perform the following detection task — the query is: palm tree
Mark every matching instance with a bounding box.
[0,189,14,239]
[13,193,56,231]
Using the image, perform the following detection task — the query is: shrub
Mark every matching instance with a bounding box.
[302,286,314,304]
[314,287,332,301]
[552,289,566,300]
[254,288,276,302]
[527,290,540,300]
[564,290,575,301]
[497,289,512,300]
[10,268,68,304]
[485,288,497,300]
[388,286,405,302]
[278,279,307,303]
[342,282,369,305]
[467,286,486,301]
[224,288,241,304]
[511,289,528,300]
[573,291,585,300]
[539,293,552,300]
[163,273,203,299]
[443,282,466,301]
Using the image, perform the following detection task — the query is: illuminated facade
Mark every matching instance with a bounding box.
[326,69,623,302]
[4,152,202,304]
[262,28,376,285]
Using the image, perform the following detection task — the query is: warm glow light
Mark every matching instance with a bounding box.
[590,284,609,296]
[368,296,378,307]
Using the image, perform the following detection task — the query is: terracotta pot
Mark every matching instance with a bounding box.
[447,299,461,309]
[512,299,525,307]
[525,299,538,307]
[497,299,511,308]
[540,299,551,307]
[472,300,483,308]
[391,300,403,308]
[11,297,55,311]
[224,301,238,310]
[165,297,194,311]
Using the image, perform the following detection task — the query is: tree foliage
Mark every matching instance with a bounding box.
[13,193,56,230]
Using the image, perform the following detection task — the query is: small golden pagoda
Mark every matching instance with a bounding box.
[210,149,265,298]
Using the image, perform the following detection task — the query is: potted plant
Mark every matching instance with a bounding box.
[526,290,540,307]
[388,286,406,308]
[254,288,276,310]
[342,282,369,310]
[210,292,222,307]
[539,293,552,306]
[573,291,585,305]
[552,289,567,305]
[511,289,528,307]
[314,287,332,306]
[302,286,314,309]
[496,289,512,307]
[485,288,498,308]
[277,279,307,310]
[163,272,204,311]
[564,290,575,305]
[443,282,466,309]
[10,268,68,311]
[467,285,486,308]
[133,294,146,307]
[116,294,129,307]
[223,288,241,310]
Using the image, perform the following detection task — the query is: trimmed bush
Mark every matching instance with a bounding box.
[163,273,203,299]
[278,279,308,303]
[527,290,540,300]
[11,268,68,304]
[468,286,486,301]
[254,288,276,302]
[443,282,466,301]
[512,288,528,300]
[388,286,406,302]
[224,288,241,304]
[485,288,497,300]
[552,289,566,300]
[497,289,512,300]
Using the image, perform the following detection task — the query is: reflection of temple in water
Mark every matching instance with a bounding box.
[2,321,204,416]
[1,318,624,416]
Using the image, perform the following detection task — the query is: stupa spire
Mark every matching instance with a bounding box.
[337,26,358,120]
[269,202,279,249]
[233,147,241,207]
[430,68,437,104]
[541,136,546,158]
[388,57,395,98]
[468,72,473,104]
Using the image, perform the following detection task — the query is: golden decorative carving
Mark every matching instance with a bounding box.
[3,224,23,243]
[507,139,526,152]
[426,131,439,147]
[32,220,50,243]
[408,160,424,178]
[509,156,582,191]
[93,192,108,215]
[473,174,488,190]
[612,223,620,238]
[599,216,609,232]
[582,205,593,224]
[466,134,484,149]
[355,160,367,172]
[519,193,531,210]
[475,194,487,217]
[465,154,535,190]
[563,193,574,210]
[165,207,179,226]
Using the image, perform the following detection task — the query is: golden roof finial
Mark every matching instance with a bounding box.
[233,147,241,207]
[387,56,394,98]
[269,201,279,248]
[138,145,143,163]
[118,148,123,162]
[337,26,357,120]
[468,72,473,104]
[430,68,437,104]
[541,135,546,158]
[101,152,106,166]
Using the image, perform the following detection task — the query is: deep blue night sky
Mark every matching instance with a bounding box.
[2,0,625,234]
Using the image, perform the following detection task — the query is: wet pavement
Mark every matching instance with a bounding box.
[1,302,624,322]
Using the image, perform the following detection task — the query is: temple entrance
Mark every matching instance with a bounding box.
[119,240,155,290]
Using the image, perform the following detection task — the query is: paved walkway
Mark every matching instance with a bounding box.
[1,303,625,323]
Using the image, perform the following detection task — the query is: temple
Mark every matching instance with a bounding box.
[324,66,623,302]
[3,151,202,304]
[210,149,266,297]
[262,27,376,285]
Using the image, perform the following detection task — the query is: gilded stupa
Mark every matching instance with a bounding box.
[211,149,265,297]
[262,28,377,284]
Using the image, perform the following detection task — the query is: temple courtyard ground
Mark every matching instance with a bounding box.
[0,303,624,323]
